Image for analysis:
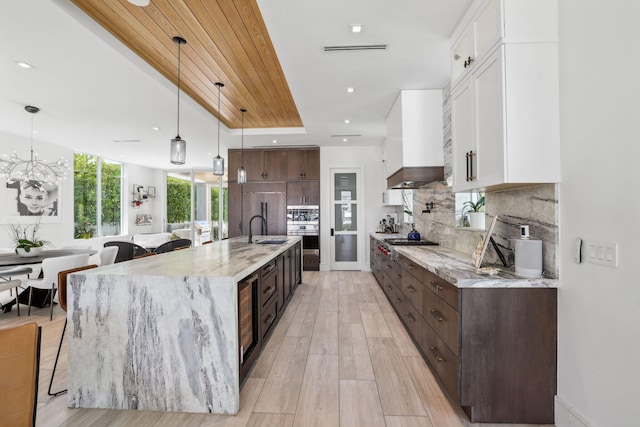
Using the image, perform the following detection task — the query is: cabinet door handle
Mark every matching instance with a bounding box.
[396,274,401,280]
[395,298,401,303]
[299,172,304,179]
[468,151,475,181]
[386,264,392,269]
[429,280,444,292]
[428,346,445,363]
[407,286,415,293]
[387,286,392,291]
[264,286,275,295]
[466,151,470,181]
[265,314,275,325]
[463,56,474,68]
[429,308,444,322]
[405,313,415,323]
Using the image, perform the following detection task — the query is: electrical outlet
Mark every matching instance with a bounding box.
[586,241,618,267]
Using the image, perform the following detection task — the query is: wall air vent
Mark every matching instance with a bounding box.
[323,44,388,52]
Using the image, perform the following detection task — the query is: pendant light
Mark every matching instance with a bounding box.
[212,82,225,175]
[237,108,247,184]
[0,105,69,184]
[170,36,187,165]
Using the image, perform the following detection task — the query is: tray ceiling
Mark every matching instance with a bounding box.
[71,0,303,130]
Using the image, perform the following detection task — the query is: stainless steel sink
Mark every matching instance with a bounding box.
[257,239,287,244]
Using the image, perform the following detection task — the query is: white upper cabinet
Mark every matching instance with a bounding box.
[384,89,444,178]
[451,0,560,192]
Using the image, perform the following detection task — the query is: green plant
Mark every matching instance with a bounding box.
[462,196,485,214]
[74,217,95,238]
[8,221,49,253]
[401,190,413,216]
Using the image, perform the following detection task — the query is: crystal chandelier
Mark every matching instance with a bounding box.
[0,106,69,185]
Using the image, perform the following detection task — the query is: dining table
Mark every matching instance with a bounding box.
[0,248,98,267]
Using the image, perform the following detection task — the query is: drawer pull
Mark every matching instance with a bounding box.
[428,346,445,363]
[387,286,392,291]
[264,286,275,295]
[263,263,275,274]
[429,280,444,292]
[407,264,415,270]
[405,313,415,323]
[395,298,401,303]
[429,308,444,322]
[407,286,415,293]
[265,314,275,325]
[396,274,401,280]
[386,264,392,269]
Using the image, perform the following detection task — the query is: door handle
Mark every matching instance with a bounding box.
[330,228,334,237]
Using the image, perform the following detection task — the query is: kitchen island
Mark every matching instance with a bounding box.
[67,236,301,415]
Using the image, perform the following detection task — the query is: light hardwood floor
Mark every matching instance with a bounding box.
[0,271,554,427]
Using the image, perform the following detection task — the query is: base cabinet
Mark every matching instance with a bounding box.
[372,249,557,424]
[238,241,302,384]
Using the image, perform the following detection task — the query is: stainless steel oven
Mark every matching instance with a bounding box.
[287,205,319,270]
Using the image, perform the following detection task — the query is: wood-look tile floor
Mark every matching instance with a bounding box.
[0,271,554,427]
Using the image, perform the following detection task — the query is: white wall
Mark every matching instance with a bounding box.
[0,131,165,253]
[320,146,395,271]
[557,1,640,426]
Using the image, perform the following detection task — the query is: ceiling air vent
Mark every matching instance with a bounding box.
[323,44,388,52]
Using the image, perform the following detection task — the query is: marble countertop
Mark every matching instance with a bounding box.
[370,232,557,289]
[89,235,301,282]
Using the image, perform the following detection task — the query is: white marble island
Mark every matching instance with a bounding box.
[67,236,301,415]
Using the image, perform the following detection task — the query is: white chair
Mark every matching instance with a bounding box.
[24,254,90,320]
[0,279,23,315]
[99,246,118,266]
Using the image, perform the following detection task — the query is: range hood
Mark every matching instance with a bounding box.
[384,90,444,190]
[387,166,444,189]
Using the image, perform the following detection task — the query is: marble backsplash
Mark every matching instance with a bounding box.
[395,183,559,278]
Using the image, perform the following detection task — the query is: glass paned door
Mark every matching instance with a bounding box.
[331,169,360,270]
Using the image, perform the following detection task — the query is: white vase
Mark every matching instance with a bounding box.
[468,212,486,230]
[16,247,43,257]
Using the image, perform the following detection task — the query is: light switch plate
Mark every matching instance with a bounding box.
[586,241,618,267]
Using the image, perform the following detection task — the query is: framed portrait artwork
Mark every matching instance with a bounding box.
[1,179,61,223]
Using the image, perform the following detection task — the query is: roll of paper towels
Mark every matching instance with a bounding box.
[512,239,542,277]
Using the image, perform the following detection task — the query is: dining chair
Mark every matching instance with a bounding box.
[104,241,148,263]
[133,252,157,259]
[24,254,90,320]
[48,264,98,396]
[154,239,192,254]
[0,266,32,315]
[99,246,119,266]
[0,322,41,427]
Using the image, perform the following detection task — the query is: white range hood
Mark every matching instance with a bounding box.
[384,89,444,189]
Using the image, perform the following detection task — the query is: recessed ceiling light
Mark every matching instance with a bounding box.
[346,87,355,93]
[207,152,212,155]
[15,61,34,69]
[351,25,363,33]
[344,119,350,124]
[343,138,348,142]
[272,140,277,144]
[32,130,39,134]
[152,127,160,131]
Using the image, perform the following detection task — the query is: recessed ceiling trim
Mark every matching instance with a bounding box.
[323,44,388,52]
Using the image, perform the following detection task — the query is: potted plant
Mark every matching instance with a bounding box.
[8,221,49,257]
[463,195,486,229]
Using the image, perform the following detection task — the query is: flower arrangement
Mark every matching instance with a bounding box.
[8,220,49,254]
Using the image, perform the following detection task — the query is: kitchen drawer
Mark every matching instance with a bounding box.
[398,254,423,283]
[401,270,423,313]
[397,295,424,343]
[422,322,459,402]
[260,261,278,307]
[382,258,401,286]
[424,270,459,310]
[261,298,278,339]
[423,287,460,357]
[381,275,394,300]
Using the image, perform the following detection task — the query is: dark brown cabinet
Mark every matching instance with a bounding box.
[286,180,320,205]
[371,241,557,424]
[229,149,287,182]
[287,149,320,180]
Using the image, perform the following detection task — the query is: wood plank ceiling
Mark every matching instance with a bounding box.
[71,0,303,130]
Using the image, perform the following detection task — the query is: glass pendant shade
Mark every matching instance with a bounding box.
[212,81,225,175]
[170,136,186,165]
[238,166,247,184]
[213,155,224,175]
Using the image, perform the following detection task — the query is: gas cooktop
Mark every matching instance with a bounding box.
[384,238,439,246]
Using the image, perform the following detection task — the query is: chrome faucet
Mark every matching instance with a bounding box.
[248,215,268,243]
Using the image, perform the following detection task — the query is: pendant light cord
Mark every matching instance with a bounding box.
[241,108,246,168]
[216,82,223,154]
[176,40,181,136]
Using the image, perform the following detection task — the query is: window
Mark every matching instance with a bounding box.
[210,184,228,240]
[74,153,122,238]
[455,191,485,227]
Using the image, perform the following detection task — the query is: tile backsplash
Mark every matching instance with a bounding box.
[395,183,558,278]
